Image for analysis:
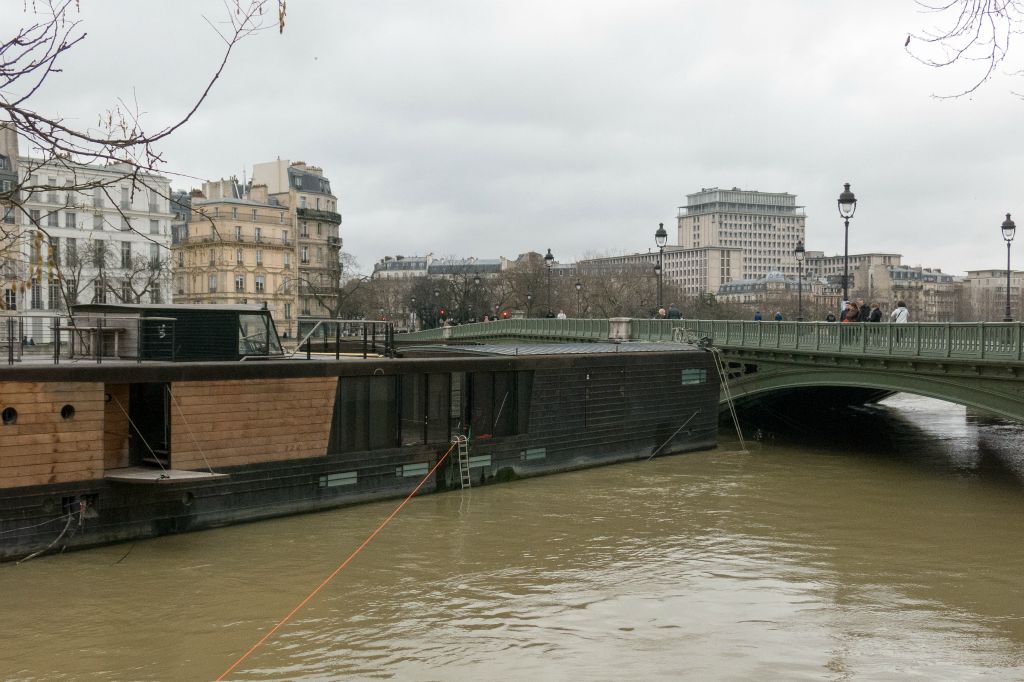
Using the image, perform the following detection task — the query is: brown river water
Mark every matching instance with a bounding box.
[3,394,1024,681]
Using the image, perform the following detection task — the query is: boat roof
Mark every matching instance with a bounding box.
[72,303,268,314]
[403,342,701,356]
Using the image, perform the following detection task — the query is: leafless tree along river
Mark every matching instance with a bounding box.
[3,394,1024,680]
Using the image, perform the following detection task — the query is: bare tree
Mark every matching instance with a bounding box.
[908,0,1024,97]
[0,0,286,302]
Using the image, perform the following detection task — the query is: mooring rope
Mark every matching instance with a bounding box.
[216,440,460,681]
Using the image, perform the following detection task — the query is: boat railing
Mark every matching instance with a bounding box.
[291,318,396,359]
[1,314,177,365]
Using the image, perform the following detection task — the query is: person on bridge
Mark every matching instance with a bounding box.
[667,303,682,319]
[753,310,762,321]
[890,301,909,323]
[857,298,871,322]
[868,303,882,322]
[774,311,783,321]
[824,311,837,322]
[556,310,567,319]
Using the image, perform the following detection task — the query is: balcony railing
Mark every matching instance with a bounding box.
[296,207,342,224]
[182,234,293,247]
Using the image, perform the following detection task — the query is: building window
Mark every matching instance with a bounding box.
[177,250,184,267]
[150,219,159,235]
[48,281,61,310]
[3,288,16,310]
[208,274,218,293]
[255,227,262,242]
[30,279,42,309]
[284,252,290,267]
[121,216,130,231]
[47,211,58,227]
[283,229,289,244]
[300,222,308,237]
[255,275,265,293]
[66,238,77,266]
[284,303,291,319]
[232,207,238,219]
[121,241,132,268]
[252,208,257,221]
[121,279,132,302]
[120,187,130,210]
[29,209,39,226]
[255,249,263,265]
[209,249,215,265]
[236,248,243,265]
[316,247,323,264]
[316,222,322,236]
[49,237,60,265]
[235,274,245,292]
[93,214,103,230]
[149,243,160,265]
[65,212,76,229]
[150,285,162,304]
[300,246,309,264]
[235,225,242,241]
[92,187,103,208]
[299,196,307,209]
[2,207,14,224]
[279,211,284,224]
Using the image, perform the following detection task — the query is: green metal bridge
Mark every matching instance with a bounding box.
[399,319,1024,422]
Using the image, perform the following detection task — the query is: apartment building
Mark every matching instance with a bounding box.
[677,187,806,281]
[172,179,295,330]
[962,269,1024,321]
[0,125,173,341]
[576,245,741,297]
[251,160,342,327]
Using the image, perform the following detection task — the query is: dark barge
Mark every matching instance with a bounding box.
[0,305,719,561]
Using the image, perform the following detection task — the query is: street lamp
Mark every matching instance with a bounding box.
[433,287,440,327]
[794,239,805,321]
[411,295,416,330]
[544,248,554,316]
[575,279,582,318]
[837,182,857,307]
[526,291,533,318]
[379,306,384,320]
[472,273,481,323]
[1002,213,1016,322]
[655,222,668,309]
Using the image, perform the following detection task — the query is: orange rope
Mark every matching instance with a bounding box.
[216,442,458,681]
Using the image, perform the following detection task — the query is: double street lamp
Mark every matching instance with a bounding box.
[837,182,857,307]
[544,248,554,316]
[1002,213,1016,322]
[655,222,667,309]
[794,239,805,321]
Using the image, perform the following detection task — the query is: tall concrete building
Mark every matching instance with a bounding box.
[577,245,741,297]
[962,269,1024,321]
[251,160,342,326]
[676,187,806,281]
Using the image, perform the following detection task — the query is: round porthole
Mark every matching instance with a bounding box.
[60,404,75,420]
[2,407,16,425]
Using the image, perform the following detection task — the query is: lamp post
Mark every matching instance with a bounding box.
[433,287,440,327]
[544,248,554,316]
[526,291,533,318]
[410,295,416,330]
[794,239,805,321]
[575,279,582,318]
[655,222,667,309]
[837,182,857,307]
[379,306,384,321]
[1002,213,1016,322]
[473,273,481,323]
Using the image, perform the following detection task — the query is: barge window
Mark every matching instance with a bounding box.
[469,371,518,438]
[400,374,425,445]
[337,376,399,452]
[425,373,450,443]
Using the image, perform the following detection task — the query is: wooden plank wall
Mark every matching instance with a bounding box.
[169,378,338,470]
[103,384,130,470]
[0,382,105,489]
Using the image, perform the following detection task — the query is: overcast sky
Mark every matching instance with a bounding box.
[10,1,1024,275]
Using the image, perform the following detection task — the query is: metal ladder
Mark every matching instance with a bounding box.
[453,435,471,489]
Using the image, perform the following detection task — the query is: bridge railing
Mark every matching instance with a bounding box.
[679,320,1024,361]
